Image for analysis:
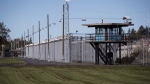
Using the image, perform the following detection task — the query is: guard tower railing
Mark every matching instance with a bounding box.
[85,33,128,42]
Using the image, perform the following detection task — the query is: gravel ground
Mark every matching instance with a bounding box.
[18,57,95,66]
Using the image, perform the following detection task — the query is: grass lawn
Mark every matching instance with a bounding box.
[0,58,25,65]
[0,58,150,84]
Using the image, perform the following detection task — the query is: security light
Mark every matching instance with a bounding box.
[123,16,132,20]
[66,0,71,2]
[82,18,86,21]
[76,30,78,33]
[123,16,132,24]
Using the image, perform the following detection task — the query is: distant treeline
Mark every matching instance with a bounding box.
[128,25,150,40]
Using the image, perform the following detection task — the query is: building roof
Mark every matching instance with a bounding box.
[82,22,134,28]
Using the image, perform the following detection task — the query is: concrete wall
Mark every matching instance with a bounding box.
[70,41,95,63]
[25,39,70,63]
[25,39,97,63]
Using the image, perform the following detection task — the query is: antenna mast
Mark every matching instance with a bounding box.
[65,0,70,35]
[64,0,70,62]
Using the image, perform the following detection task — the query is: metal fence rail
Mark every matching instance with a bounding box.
[85,33,127,41]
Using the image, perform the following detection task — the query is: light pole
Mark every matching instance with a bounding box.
[62,4,65,62]
[38,21,41,59]
[47,14,55,61]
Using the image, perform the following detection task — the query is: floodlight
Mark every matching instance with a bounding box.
[123,16,132,20]
[123,16,132,24]
[66,0,71,2]
[82,18,86,21]
[76,30,78,33]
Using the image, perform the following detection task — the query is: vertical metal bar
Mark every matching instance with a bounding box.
[147,12,149,65]
[127,42,128,58]
[148,12,149,37]
[146,40,147,65]
[106,43,107,64]
[14,39,16,50]
[119,43,121,64]
[119,27,121,64]
[82,40,84,63]
[109,43,111,64]
[95,43,99,64]
[21,35,22,57]
[97,43,99,64]
[11,42,12,57]
[143,39,144,65]
[45,42,46,60]
[18,37,19,49]
[19,37,22,57]
[28,29,29,58]
[24,31,25,58]
[22,35,23,57]
[32,25,34,59]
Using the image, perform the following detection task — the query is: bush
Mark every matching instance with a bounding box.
[116,50,139,64]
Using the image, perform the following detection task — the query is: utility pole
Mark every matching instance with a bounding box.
[38,21,41,59]
[47,14,50,61]
[62,4,65,61]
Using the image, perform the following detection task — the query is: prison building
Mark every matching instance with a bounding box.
[24,22,134,65]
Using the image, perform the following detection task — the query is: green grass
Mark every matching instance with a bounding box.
[0,58,25,65]
[0,65,150,84]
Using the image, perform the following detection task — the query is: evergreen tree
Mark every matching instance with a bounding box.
[130,28,137,40]
[0,22,11,44]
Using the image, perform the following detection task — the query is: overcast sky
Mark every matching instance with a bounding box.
[0,0,150,43]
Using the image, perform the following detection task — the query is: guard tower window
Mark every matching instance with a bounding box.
[99,28,103,34]
[111,28,119,35]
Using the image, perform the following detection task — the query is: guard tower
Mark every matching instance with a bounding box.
[82,22,134,65]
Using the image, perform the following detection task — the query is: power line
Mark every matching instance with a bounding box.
[71,7,150,14]
[69,18,122,19]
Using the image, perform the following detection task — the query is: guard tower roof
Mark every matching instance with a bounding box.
[82,23,134,28]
